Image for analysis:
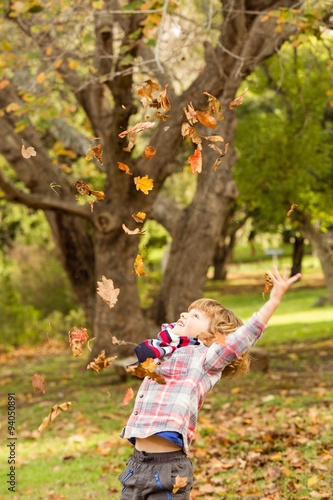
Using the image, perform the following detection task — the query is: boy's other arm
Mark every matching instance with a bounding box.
[257,265,301,325]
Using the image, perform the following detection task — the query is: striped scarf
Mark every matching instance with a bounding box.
[134,323,201,363]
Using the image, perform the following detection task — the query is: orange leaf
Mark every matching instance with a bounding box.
[262,272,274,300]
[68,326,89,357]
[134,175,154,195]
[38,402,71,432]
[287,203,297,216]
[36,72,46,84]
[138,79,160,100]
[74,180,105,200]
[132,212,146,223]
[122,388,135,406]
[0,79,10,90]
[229,88,248,109]
[87,350,118,373]
[188,147,202,173]
[127,358,166,384]
[172,476,188,494]
[32,373,47,394]
[85,144,103,165]
[196,110,217,129]
[21,144,37,159]
[142,146,156,159]
[96,276,120,308]
[118,162,133,175]
[133,254,148,277]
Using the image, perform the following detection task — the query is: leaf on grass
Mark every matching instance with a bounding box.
[122,388,135,406]
[32,373,47,394]
[172,475,188,494]
[118,162,133,175]
[21,144,37,158]
[262,272,274,300]
[188,147,202,173]
[127,358,166,384]
[132,212,146,223]
[287,203,297,216]
[87,350,118,373]
[74,180,105,200]
[133,254,148,277]
[229,88,248,109]
[85,144,103,164]
[0,79,10,90]
[96,276,120,308]
[142,146,156,159]
[38,402,71,432]
[134,175,154,194]
[122,223,146,235]
[68,326,89,357]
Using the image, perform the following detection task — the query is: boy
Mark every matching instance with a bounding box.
[118,265,301,499]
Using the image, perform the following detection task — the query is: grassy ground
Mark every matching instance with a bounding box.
[0,268,332,499]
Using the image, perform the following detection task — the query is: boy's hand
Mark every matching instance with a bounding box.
[257,265,301,324]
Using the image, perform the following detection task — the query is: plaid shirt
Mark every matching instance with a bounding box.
[120,313,266,454]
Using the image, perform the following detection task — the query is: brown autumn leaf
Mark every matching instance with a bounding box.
[183,102,198,125]
[196,110,217,129]
[137,79,160,100]
[21,144,37,159]
[122,223,146,236]
[203,92,223,120]
[96,276,120,308]
[126,358,166,384]
[154,111,170,121]
[122,388,135,406]
[32,373,47,394]
[87,350,118,373]
[38,402,72,432]
[142,146,156,159]
[118,162,133,175]
[211,143,229,171]
[68,326,89,357]
[188,147,202,173]
[262,272,274,300]
[123,132,137,152]
[229,88,248,109]
[181,123,202,147]
[111,336,136,346]
[74,180,105,200]
[85,144,103,164]
[118,121,156,139]
[172,475,188,494]
[287,203,297,216]
[133,254,148,277]
[159,84,171,111]
[132,212,146,223]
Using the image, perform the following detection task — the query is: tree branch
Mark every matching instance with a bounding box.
[0,169,92,220]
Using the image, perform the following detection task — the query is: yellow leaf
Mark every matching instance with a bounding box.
[45,46,53,56]
[133,254,147,277]
[134,175,154,195]
[6,102,20,113]
[307,476,318,487]
[54,58,63,69]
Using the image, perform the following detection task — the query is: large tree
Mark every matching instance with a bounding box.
[0,1,331,356]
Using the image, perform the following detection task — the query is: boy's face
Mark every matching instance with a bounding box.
[172,308,210,338]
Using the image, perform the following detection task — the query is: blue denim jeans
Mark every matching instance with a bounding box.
[118,449,193,499]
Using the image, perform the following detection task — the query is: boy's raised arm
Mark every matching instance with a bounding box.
[257,265,301,325]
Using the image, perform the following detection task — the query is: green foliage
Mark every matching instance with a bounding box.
[234,38,333,233]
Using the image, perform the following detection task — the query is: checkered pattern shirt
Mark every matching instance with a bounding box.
[120,313,266,454]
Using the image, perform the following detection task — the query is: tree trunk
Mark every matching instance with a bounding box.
[300,216,333,303]
[291,235,304,277]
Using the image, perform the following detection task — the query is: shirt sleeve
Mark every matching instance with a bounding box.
[201,313,266,374]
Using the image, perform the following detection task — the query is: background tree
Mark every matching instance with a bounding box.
[234,37,333,300]
[0,1,332,356]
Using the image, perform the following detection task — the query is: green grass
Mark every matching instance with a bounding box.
[0,268,333,499]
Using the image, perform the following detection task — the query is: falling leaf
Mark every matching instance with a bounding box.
[154,112,170,121]
[87,350,118,373]
[203,135,225,143]
[21,144,37,159]
[188,147,202,173]
[118,121,156,139]
[111,336,136,346]
[74,180,105,200]
[172,476,188,493]
[96,276,120,309]
[133,254,147,277]
[132,212,146,223]
[181,123,202,147]
[118,162,133,175]
[138,79,160,100]
[229,88,248,109]
[262,272,274,300]
[159,84,171,111]
[134,175,154,195]
[123,132,137,152]
[68,326,89,357]
[127,358,166,384]
[85,144,103,164]
[203,92,223,120]
[32,373,47,394]
[142,146,156,159]
[122,388,135,406]
[38,402,71,432]
[183,102,198,125]
[287,203,297,216]
[196,110,217,129]
[122,224,146,235]
[211,143,229,170]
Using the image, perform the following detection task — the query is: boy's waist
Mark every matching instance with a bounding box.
[135,435,182,453]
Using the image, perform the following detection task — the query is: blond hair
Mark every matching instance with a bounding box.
[188,298,250,379]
